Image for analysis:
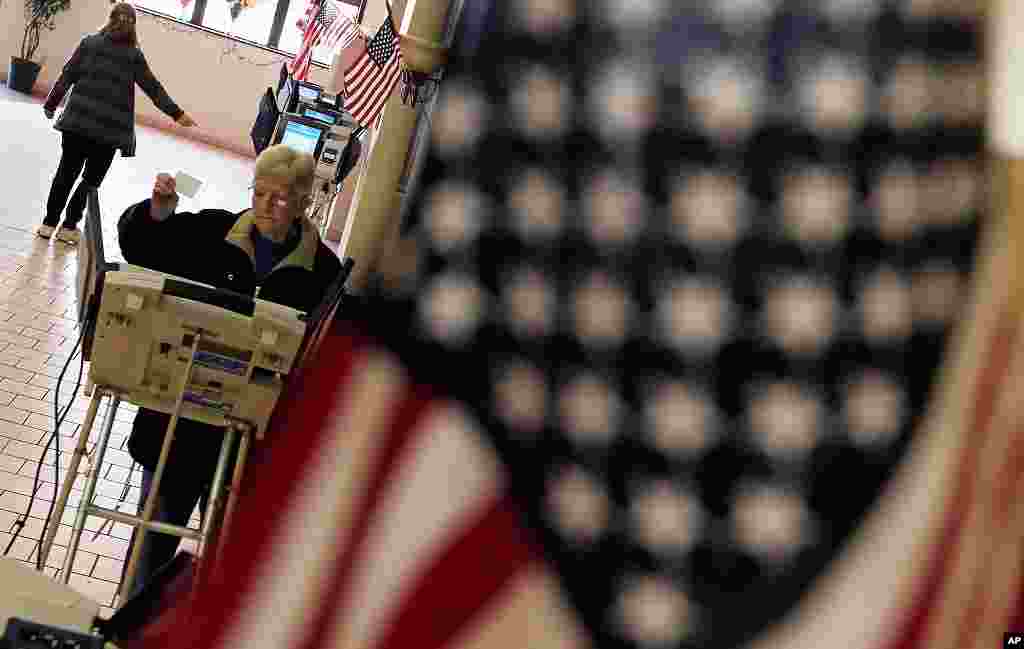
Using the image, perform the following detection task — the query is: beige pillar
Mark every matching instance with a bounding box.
[337,0,462,293]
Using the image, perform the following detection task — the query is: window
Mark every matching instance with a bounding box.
[133,0,366,65]
[137,0,193,20]
[277,0,360,65]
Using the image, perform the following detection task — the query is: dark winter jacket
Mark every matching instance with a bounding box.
[117,199,343,487]
[43,33,183,157]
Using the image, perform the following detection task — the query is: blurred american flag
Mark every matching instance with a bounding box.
[135,1,1004,649]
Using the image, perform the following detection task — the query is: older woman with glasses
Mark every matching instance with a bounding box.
[115,143,343,599]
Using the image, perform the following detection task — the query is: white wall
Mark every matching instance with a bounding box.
[1,0,390,158]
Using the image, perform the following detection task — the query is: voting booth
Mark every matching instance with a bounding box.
[42,190,354,612]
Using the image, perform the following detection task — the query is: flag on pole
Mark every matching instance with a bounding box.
[288,0,322,80]
[340,4,402,128]
[294,0,324,34]
[322,12,358,55]
[289,0,345,81]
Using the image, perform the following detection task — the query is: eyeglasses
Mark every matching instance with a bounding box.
[251,186,301,209]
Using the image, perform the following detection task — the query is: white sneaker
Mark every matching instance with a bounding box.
[36,224,55,239]
[56,227,80,245]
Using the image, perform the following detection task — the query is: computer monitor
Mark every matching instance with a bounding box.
[275,116,325,158]
[296,81,321,105]
[300,107,337,126]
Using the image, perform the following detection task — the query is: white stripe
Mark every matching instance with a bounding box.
[217,351,407,649]
[991,0,1024,156]
[324,401,504,649]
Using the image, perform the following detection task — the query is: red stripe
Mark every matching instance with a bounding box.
[951,367,1024,648]
[1010,569,1024,631]
[292,21,323,80]
[882,310,1018,649]
[144,328,366,649]
[291,374,437,649]
[373,494,539,649]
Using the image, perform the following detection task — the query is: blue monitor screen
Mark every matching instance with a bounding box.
[302,108,336,125]
[298,84,320,103]
[280,121,322,155]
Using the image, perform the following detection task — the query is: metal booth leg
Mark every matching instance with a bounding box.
[118,334,202,605]
[60,395,121,584]
[193,424,239,589]
[218,427,251,553]
[197,425,238,556]
[38,388,105,570]
[199,424,252,587]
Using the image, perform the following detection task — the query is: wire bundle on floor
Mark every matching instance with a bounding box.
[3,325,87,572]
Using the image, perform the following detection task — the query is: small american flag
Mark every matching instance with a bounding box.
[293,0,321,34]
[289,0,344,81]
[341,9,402,128]
[321,11,358,55]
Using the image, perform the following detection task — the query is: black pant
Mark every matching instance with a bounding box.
[44,132,117,228]
[121,468,209,602]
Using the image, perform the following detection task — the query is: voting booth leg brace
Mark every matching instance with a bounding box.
[37,334,253,606]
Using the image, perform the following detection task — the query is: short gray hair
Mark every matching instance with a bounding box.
[254,144,316,196]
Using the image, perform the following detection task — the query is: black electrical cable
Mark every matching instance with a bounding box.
[41,327,86,571]
[2,326,86,569]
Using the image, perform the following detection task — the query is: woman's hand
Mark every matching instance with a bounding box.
[151,173,179,221]
[176,113,197,127]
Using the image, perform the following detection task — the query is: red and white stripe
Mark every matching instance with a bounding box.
[294,0,321,34]
[321,14,358,54]
[342,28,402,128]
[289,0,327,81]
[135,328,587,649]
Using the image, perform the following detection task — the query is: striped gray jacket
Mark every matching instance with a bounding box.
[43,33,183,157]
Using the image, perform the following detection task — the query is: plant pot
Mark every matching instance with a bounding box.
[7,57,41,94]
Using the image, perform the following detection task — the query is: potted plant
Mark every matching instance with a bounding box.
[7,0,71,94]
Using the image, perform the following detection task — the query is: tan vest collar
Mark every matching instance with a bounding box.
[224,210,319,273]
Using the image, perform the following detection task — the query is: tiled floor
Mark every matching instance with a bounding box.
[0,84,256,616]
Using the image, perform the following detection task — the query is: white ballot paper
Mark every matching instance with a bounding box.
[174,171,204,200]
